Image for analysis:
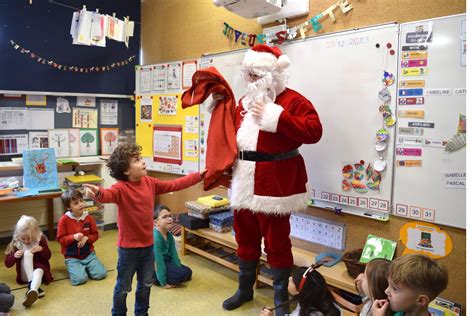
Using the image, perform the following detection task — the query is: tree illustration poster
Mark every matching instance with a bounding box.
[79,129,98,156]
[100,128,119,155]
[22,148,59,191]
[48,129,70,158]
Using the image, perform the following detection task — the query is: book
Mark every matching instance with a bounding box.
[359,234,397,263]
[197,195,229,207]
[65,174,102,184]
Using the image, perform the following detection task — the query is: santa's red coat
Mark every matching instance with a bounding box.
[230,88,323,215]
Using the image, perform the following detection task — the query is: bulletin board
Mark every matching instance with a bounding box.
[0,0,140,95]
[0,95,135,161]
[135,61,200,175]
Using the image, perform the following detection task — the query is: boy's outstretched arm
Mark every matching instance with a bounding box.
[154,169,206,195]
[83,183,120,204]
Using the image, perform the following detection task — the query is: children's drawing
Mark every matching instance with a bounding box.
[158,95,178,115]
[100,128,119,155]
[22,148,59,191]
[68,128,80,157]
[79,129,98,156]
[48,129,70,158]
[29,131,49,149]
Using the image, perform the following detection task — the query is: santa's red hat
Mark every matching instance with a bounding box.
[242,44,290,73]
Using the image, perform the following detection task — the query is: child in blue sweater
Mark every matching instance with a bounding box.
[153,205,192,288]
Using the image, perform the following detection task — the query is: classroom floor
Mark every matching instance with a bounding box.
[0,229,275,316]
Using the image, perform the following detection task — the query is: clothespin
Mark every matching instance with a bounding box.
[82,5,86,10]
[96,8,99,13]
[112,12,116,18]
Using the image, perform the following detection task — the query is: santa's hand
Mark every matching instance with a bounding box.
[251,101,265,119]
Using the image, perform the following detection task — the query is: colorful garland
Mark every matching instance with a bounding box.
[9,40,135,73]
[223,0,353,46]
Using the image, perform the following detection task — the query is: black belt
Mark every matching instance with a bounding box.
[238,149,300,162]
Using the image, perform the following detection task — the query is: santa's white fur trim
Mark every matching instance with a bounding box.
[277,54,290,70]
[259,102,283,133]
[230,181,311,215]
[232,191,310,215]
[231,113,310,215]
[243,50,278,73]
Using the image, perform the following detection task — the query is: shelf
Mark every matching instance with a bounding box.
[0,156,106,173]
[182,227,357,295]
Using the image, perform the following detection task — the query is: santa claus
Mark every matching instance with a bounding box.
[222,44,323,315]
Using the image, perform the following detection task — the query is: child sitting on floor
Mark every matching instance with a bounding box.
[57,189,107,286]
[261,264,341,316]
[371,254,448,316]
[4,215,53,307]
[153,204,192,288]
[355,258,391,316]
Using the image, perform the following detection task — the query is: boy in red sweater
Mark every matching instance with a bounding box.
[84,143,204,316]
[57,189,107,286]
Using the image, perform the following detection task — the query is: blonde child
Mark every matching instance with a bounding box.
[153,205,192,288]
[4,215,53,307]
[261,265,341,316]
[57,189,107,286]
[83,143,205,315]
[371,254,448,316]
[355,258,391,316]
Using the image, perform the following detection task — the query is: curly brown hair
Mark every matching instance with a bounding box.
[107,143,142,181]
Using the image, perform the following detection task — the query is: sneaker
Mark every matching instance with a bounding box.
[23,289,38,307]
[38,287,45,298]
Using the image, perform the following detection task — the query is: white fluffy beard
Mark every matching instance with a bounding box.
[241,69,287,112]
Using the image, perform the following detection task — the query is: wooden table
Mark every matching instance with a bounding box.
[0,192,62,240]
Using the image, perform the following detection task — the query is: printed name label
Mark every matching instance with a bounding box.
[408,122,434,128]
[424,89,452,96]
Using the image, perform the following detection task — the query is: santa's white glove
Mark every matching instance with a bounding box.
[258,102,283,133]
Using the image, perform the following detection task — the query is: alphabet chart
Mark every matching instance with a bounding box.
[290,214,346,250]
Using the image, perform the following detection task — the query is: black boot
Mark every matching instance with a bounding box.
[271,267,291,316]
[222,260,258,310]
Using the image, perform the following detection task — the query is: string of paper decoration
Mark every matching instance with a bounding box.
[70,6,135,48]
[10,40,135,73]
[223,0,353,46]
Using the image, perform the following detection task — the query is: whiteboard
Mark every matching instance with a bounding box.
[201,23,400,219]
[392,14,466,228]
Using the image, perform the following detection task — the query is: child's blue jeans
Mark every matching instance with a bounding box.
[112,246,154,316]
[65,251,107,286]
